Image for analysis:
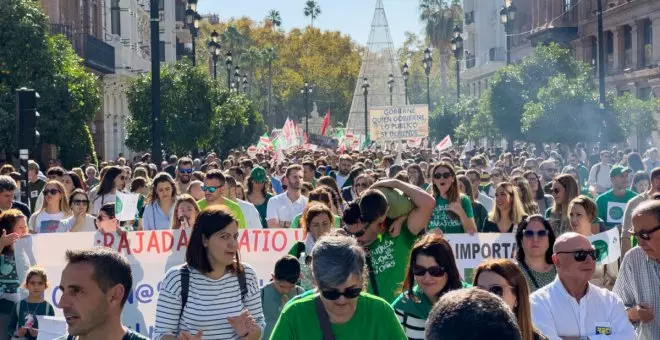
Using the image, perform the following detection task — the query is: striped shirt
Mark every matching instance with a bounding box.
[613,246,660,340]
[152,263,265,340]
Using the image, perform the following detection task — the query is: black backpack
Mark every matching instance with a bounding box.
[178,264,248,319]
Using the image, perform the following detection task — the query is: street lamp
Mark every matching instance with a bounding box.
[225,50,233,89]
[451,27,464,100]
[185,3,200,66]
[242,73,249,94]
[207,30,221,80]
[422,48,432,110]
[387,74,394,106]
[233,66,241,90]
[500,0,517,65]
[402,62,409,105]
[362,78,370,140]
[301,82,313,135]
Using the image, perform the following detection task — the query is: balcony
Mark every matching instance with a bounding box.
[465,11,475,26]
[50,24,115,74]
[528,6,578,48]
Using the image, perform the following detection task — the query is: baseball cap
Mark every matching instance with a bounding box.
[609,165,632,177]
[250,166,268,183]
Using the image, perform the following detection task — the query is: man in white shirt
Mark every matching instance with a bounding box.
[588,151,613,195]
[267,164,308,228]
[331,155,353,189]
[530,232,635,339]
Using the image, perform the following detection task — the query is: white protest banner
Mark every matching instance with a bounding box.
[435,135,453,152]
[442,233,516,282]
[369,105,429,141]
[36,316,67,340]
[115,191,140,222]
[589,227,621,264]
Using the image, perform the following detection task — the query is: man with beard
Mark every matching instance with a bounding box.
[175,157,193,194]
[197,170,246,228]
[56,248,148,340]
[267,165,308,228]
[330,155,353,189]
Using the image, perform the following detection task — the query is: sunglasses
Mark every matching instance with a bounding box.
[72,199,89,206]
[43,189,60,196]
[628,225,660,241]
[523,229,548,238]
[344,222,372,238]
[412,265,445,277]
[202,185,222,193]
[492,173,502,177]
[556,249,599,262]
[179,168,193,174]
[478,285,510,298]
[433,172,452,179]
[320,286,362,300]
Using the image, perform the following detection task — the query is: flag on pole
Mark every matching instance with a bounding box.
[407,138,422,149]
[435,135,453,152]
[115,191,140,222]
[320,109,331,136]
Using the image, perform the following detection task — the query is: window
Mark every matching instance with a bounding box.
[159,41,166,62]
[643,19,653,66]
[606,31,614,72]
[159,0,164,11]
[623,25,633,68]
[591,36,598,73]
[639,87,651,100]
[175,0,186,22]
[111,0,121,36]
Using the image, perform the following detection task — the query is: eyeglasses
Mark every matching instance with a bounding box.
[412,265,446,277]
[202,185,222,193]
[43,189,60,196]
[523,229,548,238]
[344,222,372,238]
[179,168,193,174]
[320,286,362,300]
[628,225,660,241]
[72,200,89,206]
[556,249,599,262]
[433,172,452,179]
[478,285,512,298]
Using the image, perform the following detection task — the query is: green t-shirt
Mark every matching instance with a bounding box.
[289,213,341,229]
[8,300,55,340]
[367,224,418,303]
[269,292,406,340]
[427,194,474,233]
[0,253,20,315]
[254,193,273,228]
[197,198,247,229]
[261,282,305,340]
[595,189,638,229]
[56,329,148,340]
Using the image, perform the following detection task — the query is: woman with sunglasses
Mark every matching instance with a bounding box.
[523,171,554,216]
[427,162,477,234]
[352,173,374,198]
[474,259,546,340]
[270,234,406,339]
[568,196,618,289]
[91,166,125,215]
[142,172,178,231]
[28,181,71,234]
[515,215,557,292]
[545,174,580,235]
[58,189,96,232]
[483,182,527,233]
[392,234,468,340]
[170,194,200,230]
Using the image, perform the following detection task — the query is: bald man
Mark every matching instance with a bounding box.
[530,233,635,339]
[613,200,660,339]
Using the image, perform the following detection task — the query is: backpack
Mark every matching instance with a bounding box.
[178,264,248,319]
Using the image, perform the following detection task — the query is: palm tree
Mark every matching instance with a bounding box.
[419,0,462,100]
[240,47,263,96]
[304,0,321,28]
[266,9,282,30]
[262,46,278,127]
[222,24,247,55]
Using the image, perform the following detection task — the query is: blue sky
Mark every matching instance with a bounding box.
[197,0,424,47]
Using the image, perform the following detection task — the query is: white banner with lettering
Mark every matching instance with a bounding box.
[13,229,619,338]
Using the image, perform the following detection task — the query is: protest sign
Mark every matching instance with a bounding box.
[115,191,140,222]
[369,105,429,141]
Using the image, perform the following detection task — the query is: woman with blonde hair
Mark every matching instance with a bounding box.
[483,182,527,233]
[474,259,546,340]
[511,176,539,215]
[170,194,201,229]
[545,174,579,235]
[28,181,71,234]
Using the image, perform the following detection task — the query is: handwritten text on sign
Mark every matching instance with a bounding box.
[369,105,429,141]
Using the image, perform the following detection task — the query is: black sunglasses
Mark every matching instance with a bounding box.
[344,222,372,238]
[523,229,548,238]
[320,287,362,300]
[477,285,511,298]
[433,172,452,179]
[43,189,60,196]
[72,199,89,206]
[556,249,599,262]
[412,265,445,277]
[629,225,660,241]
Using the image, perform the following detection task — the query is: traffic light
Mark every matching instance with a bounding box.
[15,88,39,156]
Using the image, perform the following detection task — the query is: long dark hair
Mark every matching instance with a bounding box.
[407,164,426,187]
[186,206,243,274]
[431,162,459,203]
[147,172,178,205]
[66,171,84,191]
[515,215,556,265]
[401,234,462,302]
[627,152,645,173]
[246,176,267,197]
[96,166,123,197]
[523,170,545,200]
[457,175,474,203]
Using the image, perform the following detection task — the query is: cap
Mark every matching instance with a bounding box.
[250,166,268,183]
[610,165,632,177]
[27,160,39,172]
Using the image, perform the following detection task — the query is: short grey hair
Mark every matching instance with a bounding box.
[0,175,17,193]
[311,235,366,288]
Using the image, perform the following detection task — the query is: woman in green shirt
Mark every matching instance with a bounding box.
[426,162,476,234]
[270,234,406,340]
[247,167,273,229]
[514,215,557,293]
[392,234,469,340]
